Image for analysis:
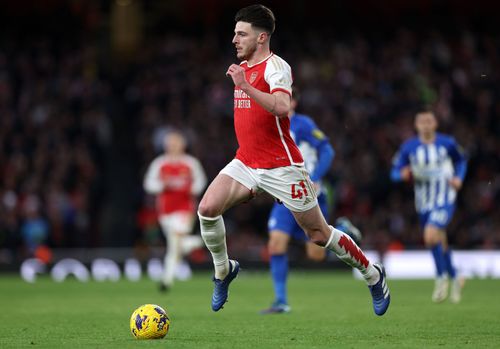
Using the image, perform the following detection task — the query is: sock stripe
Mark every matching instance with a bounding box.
[325,226,336,247]
[197,212,222,221]
[337,234,369,268]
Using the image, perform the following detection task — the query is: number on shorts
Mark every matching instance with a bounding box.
[291,180,308,199]
[430,210,448,225]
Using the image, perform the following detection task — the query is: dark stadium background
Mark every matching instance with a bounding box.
[0,0,499,272]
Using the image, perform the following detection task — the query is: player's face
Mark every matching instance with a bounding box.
[164,133,186,155]
[232,21,260,61]
[415,112,438,136]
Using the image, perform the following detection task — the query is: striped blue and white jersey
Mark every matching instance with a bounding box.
[391,133,467,213]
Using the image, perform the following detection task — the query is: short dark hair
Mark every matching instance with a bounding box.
[416,105,436,116]
[235,4,275,34]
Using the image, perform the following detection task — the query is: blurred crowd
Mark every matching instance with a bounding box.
[1,20,499,263]
[0,39,111,261]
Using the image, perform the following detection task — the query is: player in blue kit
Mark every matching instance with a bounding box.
[391,110,467,303]
[261,89,362,314]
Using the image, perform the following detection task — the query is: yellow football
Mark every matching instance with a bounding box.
[130,304,170,339]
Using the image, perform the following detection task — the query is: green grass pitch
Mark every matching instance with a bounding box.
[0,271,499,348]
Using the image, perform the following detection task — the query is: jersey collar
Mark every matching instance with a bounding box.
[240,52,274,68]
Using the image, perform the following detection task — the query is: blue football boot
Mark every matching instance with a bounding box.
[211,260,240,311]
[260,301,291,315]
[368,263,391,316]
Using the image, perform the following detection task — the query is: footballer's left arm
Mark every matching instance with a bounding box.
[448,138,468,190]
[310,142,334,182]
[307,124,335,182]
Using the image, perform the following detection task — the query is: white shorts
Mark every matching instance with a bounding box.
[220,159,318,212]
[158,212,195,236]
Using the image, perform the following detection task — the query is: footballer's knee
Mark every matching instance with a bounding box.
[268,231,289,255]
[305,228,329,247]
[296,216,331,246]
[197,200,220,218]
[424,226,441,247]
[308,254,325,262]
[424,235,438,248]
[306,247,325,262]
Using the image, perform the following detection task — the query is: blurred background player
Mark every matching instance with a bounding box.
[144,130,207,291]
[391,110,467,303]
[262,90,362,314]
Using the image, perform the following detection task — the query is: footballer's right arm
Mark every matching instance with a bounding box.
[143,158,164,194]
[390,146,411,182]
[226,64,290,117]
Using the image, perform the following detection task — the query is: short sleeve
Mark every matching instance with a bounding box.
[143,156,165,194]
[264,55,293,96]
[300,117,328,148]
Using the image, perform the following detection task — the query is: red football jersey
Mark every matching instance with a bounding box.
[143,154,207,215]
[233,53,304,168]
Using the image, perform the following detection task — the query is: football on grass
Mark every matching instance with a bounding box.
[130,304,170,339]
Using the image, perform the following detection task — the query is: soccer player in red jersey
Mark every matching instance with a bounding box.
[198,4,390,315]
[144,130,207,291]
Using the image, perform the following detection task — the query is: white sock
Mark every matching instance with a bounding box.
[163,231,181,286]
[198,213,229,280]
[324,226,380,285]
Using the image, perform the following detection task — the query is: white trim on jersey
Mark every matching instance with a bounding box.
[264,54,293,95]
[265,54,299,166]
[240,52,274,68]
[274,116,303,166]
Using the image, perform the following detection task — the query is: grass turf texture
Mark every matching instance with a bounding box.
[0,272,499,348]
